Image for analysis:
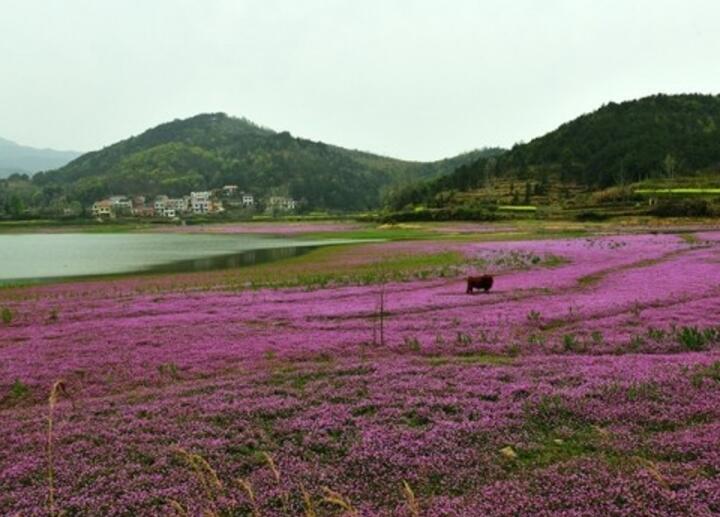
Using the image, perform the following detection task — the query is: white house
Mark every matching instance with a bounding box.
[166,197,189,213]
[222,185,239,196]
[190,191,212,214]
[267,196,297,212]
[241,194,255,207]
[108,196,133,214]
[154,195,169,212]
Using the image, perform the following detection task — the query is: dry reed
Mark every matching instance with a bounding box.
[322,486,359,516]
[47,380,72,517]
[402,480,420,517]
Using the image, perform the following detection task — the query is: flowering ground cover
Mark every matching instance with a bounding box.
[2,229,720,515]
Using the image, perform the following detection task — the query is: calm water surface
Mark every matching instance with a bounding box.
[0,233,362,284]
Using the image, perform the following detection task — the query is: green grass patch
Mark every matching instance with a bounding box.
[426,353,514,366]
[635,188,720,197]
[235,250,474,290]
[514,426,602,469]
[505,394,616,471]
[577,273,603,287]
[676,326,720,351]
[498,205,538,212]
[677,233,700,244]
[402,409,432,428]
[300,226,435,241]
[690,361,720,387]
[0,219,155,234]
[1,307,13,325]
[1,379,31,407]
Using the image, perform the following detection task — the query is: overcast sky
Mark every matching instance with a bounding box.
[2,0,719,161]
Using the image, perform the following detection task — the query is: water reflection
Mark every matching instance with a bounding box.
[146,245,315,274]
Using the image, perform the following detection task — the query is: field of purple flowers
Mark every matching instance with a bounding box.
[2,230,720,516]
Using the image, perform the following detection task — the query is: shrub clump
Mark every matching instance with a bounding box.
[381,205,503,223]
[1,307,13,325]
[676,326,719,351]
[650,198,717,217]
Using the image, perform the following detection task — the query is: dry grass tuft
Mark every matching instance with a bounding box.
[261,451,280,483]
[633,456,670,489]
[402,480,420,517]
[167,499,189,516]
[300,483,318,517]
[164,448,420,516]
[236,478,261,517]
[47,380,73,517]
[261,452,290,512]
[173,448,223,515]
[322,486,359,516]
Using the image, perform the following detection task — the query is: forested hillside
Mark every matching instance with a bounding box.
[26,113,495,212]
[387,94,720,209]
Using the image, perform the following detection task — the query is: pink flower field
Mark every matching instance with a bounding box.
[2,231,720,516]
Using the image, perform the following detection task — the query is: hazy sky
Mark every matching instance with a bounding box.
[2,0,720,161]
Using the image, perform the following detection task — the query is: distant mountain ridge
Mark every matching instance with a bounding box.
[0,137,81,178]
[33,113,501,211]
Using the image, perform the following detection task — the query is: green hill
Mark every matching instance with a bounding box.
[387,93,720,210]
[30,113,499,212]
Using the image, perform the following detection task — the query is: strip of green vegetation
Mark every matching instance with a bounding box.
[234,250,472,290]
[303,223,594,244]
[498,205,538,212]
[635,188,720,196]
[677,233,700,244]
[425,354,515,366]
[299,227,436,241]
[222,244,567,291]
[0,219,155,234]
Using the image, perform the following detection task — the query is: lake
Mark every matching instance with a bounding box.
[0,233,364,284]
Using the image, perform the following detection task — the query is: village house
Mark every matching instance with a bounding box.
[98,195,132,216]
[166,197,189,213]
[241,193,255,207]
[152,195,177,218]
[154,195,169,212]
[266,195,297,212]
[222,185,239,196]
[91,199,113,218]
[190,191,211,214]
[212,199,224,213]
[108,196,132,212]
[189,191,223,214]
[131,196,155,217]
[132,196,146,209]
[134,205,155,217]
[90,189,228,220]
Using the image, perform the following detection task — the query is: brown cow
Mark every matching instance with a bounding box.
[466,274,494,294]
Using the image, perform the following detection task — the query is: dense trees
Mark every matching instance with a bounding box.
[8,94,720,218]
[17,113,489,215]
[386,94,720,209]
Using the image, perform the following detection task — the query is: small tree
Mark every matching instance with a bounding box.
[535,170,550,196]
[662,153,678,180]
